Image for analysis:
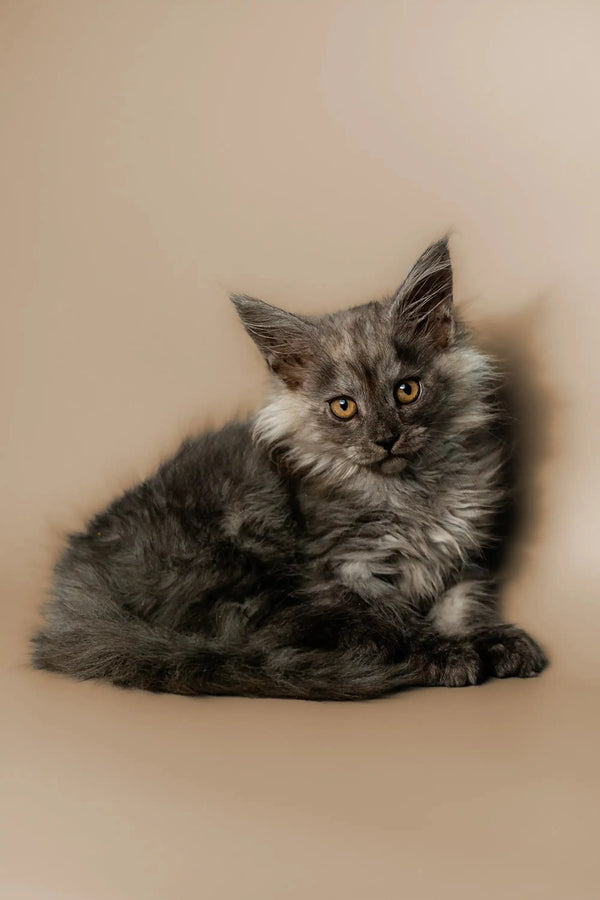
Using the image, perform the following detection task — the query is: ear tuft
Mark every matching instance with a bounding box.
[230,293,317,388]
[392,238,454,349]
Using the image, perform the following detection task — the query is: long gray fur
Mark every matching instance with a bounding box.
[31,239,547,700]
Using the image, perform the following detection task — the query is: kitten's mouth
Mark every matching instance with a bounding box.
[374,455,409,475]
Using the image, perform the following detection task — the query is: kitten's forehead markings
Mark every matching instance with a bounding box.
[322,319,400,392]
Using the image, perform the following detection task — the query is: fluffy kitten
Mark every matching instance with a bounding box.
[31,239,547,700]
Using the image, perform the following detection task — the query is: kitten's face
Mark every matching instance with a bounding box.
[233,240,496,483]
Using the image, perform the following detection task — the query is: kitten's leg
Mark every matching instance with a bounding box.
[426,577,548,684]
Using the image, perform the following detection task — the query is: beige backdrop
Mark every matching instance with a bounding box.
[2,2,599,899]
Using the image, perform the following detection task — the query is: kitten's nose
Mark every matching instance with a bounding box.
[375,434,399,452]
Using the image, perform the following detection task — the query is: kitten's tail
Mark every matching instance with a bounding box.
[31,612,416,701]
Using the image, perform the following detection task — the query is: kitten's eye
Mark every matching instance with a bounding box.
[329,396,358,420]
[395,379,421,404]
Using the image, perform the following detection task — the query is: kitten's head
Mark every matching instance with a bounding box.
[232,239,497,485]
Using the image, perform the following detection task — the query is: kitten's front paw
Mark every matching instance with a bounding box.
[476,625,548,679]
[418,638,486,688]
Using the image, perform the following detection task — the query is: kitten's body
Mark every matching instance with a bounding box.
[32,240,547,699]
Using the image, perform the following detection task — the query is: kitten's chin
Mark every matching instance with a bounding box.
[376,456,409,476]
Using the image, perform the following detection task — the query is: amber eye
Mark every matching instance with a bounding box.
[329,396,358,420]
[395,379,421,404]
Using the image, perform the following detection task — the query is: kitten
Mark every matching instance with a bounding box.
[31,239,548,700]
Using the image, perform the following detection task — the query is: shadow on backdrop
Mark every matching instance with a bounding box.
[479,295,554,603]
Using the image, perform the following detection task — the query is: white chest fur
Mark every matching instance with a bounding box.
[302,467,495,607]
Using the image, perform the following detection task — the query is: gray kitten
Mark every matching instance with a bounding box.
[31,239,547,699]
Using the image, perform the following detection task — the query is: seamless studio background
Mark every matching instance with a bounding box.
[1,2,599,899]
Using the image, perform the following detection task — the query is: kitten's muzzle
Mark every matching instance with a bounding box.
[369,442,410,475]
[374,434,400,452]
[377,455,409,475]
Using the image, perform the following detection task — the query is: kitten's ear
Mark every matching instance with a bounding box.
[230,294,318,388]
[391,238,454,350]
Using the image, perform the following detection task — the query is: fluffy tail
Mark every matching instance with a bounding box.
[31,613,416,701]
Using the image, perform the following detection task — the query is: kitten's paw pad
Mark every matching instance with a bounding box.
[478,627,548,679]
[420,641,485,687]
